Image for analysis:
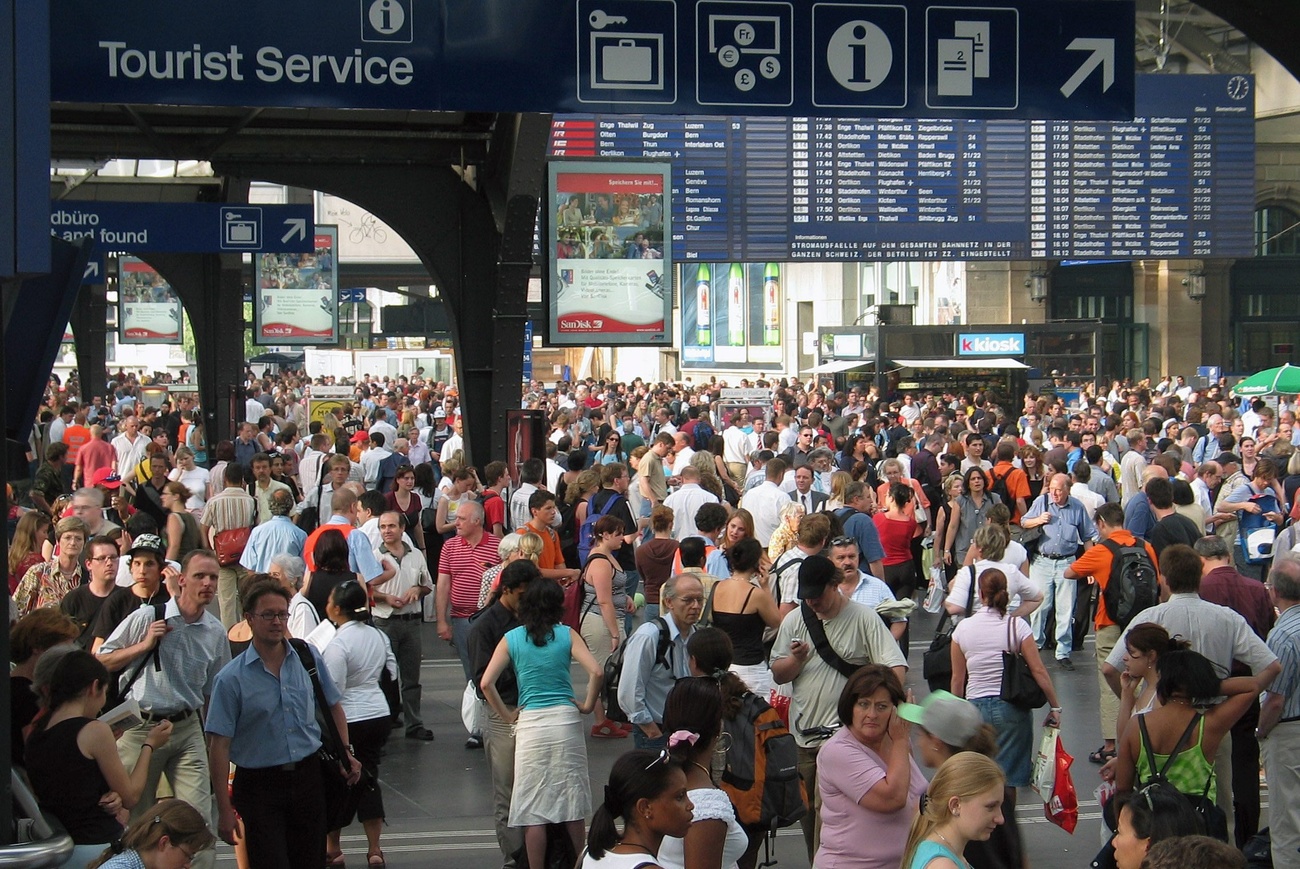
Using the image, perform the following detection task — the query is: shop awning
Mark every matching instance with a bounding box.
[804,359,873,374]
[890,357,1030,370]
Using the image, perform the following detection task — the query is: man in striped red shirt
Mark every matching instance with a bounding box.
[436,499,501,747]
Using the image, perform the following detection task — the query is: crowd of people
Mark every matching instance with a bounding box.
[9,364,1300,868]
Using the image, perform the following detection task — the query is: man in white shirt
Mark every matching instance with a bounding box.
[670,432,696,479]
[740,457,790,547]
[359,431,392,491]
[1191,461,1221,530]
[663,466,718,541]
[722,411,752,484]
[372,511,434,741]
[111,414,148,474]
[1119,429,1148,507]
[439,418,465,464]
[244,387,265,425]
[368,410,398,454]
[297,433,331,495]
[1069,462,1106,514]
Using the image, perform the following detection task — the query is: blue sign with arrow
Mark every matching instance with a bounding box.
[50,202,315,255]
[50,0,1135,120]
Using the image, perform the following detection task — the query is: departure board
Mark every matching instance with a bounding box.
[548,75,1255,261]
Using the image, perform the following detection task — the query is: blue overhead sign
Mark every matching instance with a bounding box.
[50,0,1135,120]
[49,202,315,254]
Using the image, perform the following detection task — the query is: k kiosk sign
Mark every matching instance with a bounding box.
[957,332,1025,356]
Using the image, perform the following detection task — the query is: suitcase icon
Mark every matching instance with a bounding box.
[601,38,653,82]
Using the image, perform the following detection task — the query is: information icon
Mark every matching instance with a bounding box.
[812,3,907,108]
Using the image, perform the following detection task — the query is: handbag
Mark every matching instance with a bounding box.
[923,566,974,693]
[999,617,1047,709]
[212,523,252,566]
[289,639,377,831]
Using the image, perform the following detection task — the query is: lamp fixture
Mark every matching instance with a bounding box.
[1181,269,1206,301]
[1024,270,1049,303]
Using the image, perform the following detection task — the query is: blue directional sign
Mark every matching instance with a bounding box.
[49,202,315,254]
[49,0,1135,120]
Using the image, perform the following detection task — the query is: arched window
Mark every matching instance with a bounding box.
[1254,205,1300,255]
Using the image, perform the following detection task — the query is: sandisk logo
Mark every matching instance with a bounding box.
[958,333,1024,355]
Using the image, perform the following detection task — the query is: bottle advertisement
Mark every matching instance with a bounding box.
[680,261,782,369]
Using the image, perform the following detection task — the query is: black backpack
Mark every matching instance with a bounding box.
[769,556,806,609]
[989,466,1013,507]
[1099,538,1159,629]
[602,617,671,723]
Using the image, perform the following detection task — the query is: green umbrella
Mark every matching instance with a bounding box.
[1232,363,1300,397]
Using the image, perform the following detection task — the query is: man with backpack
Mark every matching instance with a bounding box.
[1101,544,1282,842]
[1065,502,1159,766]
[770,556,907,863]
[586,463,640,631]
[615,573,703,750]
[990,439,1031,526]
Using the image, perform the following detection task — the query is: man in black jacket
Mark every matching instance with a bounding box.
[468,560,539,869]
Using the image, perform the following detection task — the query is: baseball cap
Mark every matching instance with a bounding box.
[91,468,122,489]
[126,533,166,560]
[898,690,985,748]
[1213,452,1240,466]
[796,555,839,600]
[433,407,447,418]
[350,430,370,444]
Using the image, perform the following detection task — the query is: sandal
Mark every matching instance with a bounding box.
[591,720,629,739]
[367,851,385,868]
[1088,746,1116,764]
[325,853,346,868]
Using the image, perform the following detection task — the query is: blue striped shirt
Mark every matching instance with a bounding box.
[1268,604,1300,721]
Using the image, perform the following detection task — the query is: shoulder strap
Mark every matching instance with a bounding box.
[740,585,756,612]
[653,617,673,670]
[117,603,168,696]
[963,566,976,616]
[701,578,720,624]
[1140,712,1202,783]
[593,491,619,519]
[799,602,860,679]
[289,638,346,756]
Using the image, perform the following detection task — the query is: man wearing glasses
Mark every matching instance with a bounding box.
[618,573,703,750]
[99,548,230,869]
[61,535,122,649]
[207,579,360,869]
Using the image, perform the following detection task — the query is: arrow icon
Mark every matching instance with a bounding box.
[1060,38,1115,98]
[83,261,101,281]
[281,218,307,244]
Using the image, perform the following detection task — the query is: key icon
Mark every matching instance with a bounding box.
[589,9,629,29]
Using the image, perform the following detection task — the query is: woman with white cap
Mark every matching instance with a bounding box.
[899,691,1025,869]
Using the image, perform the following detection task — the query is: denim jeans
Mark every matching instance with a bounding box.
[1028,556,1076,658]
[971,695,1033,787]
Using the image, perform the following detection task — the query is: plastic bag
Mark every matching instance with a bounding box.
[1032,726,1059,798]
[1044,733,1078,833]
[461,680,482,735]
[768,688,791,729]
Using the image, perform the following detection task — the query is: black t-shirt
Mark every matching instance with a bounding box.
[589,488,637,571]
[90,585,170,647]
[60,586,114,649]
[1148,513,1203,557]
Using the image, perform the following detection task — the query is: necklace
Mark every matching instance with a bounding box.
[690,760,714,782]
[934,829,965,864]
[616,842,656,856]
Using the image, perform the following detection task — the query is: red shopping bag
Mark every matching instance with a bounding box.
[767,689,791,728]
[1044,735,1078,833]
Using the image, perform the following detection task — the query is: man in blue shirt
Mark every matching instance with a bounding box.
[1022,473,1097,669]
[238,489,306,574]
[206,580,360,869]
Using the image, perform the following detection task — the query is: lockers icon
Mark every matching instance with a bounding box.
[591,33,665,89]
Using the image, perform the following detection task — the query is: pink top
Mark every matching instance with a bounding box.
[815,726,927,869]
[952,609,1032,699]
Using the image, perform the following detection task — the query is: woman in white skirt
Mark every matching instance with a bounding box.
[482,576,604,868]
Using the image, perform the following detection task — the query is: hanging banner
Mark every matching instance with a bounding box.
[118,257,183,344]
[544,159,672,346]
[306,384,354,426]
[253,226,339,345]
[681,261,782,370]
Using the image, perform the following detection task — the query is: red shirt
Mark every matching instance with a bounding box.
[438,531,501,618]
[481,489,506,533]
[873,513,917,565]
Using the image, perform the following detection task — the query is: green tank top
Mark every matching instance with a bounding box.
[1136,713,1216,796]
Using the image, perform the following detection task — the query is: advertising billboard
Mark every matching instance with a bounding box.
[118,257,182,344]
[680,262,783,370]
[253,226,339,345]
[545,160,672,346]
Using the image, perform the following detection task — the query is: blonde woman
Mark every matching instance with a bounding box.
[480,531,544,609]
[161,482,204,563]
[826,470,854,511]
[901,752,1007,869]
[768,501,805,562]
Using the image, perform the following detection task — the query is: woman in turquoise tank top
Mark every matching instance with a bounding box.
[900,752,1006,869]
[482,573,604,869]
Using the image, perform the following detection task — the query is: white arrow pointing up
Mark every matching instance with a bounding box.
[1060,38,1115,98]
[281,218,307,244]
[84,261,100,280]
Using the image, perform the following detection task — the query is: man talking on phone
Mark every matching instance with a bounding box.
[771,555,907,862]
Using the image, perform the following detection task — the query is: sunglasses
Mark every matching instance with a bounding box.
[831,536,857,548]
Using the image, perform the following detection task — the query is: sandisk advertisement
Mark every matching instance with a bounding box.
[545,160,672,346]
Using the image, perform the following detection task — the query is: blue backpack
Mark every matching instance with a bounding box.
[1238,488,1281,565]
[577,492,621,565]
